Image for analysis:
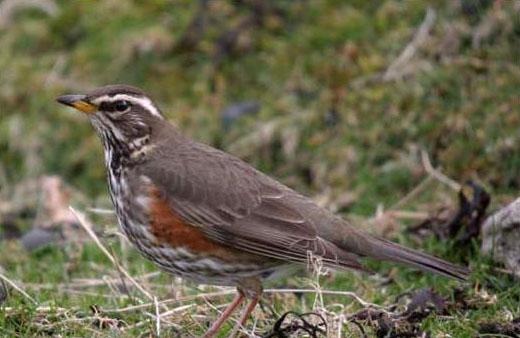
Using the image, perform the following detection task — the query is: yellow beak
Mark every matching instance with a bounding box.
[56,94,97,114]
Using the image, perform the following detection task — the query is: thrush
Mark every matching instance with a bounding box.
[57,85,469,337]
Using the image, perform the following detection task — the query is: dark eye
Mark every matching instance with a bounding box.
[114,100,130,112]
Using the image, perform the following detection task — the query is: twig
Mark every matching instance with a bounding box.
[140,310,182,331]
[104,289,236,313]
[86,207,115,215]
[103,275,127,300]
[337,313,345,338]
[0,272,37,304]
[383,7,436,81]
[306,252,326,310]
[0,0,58,29]
[58,289,130,299]
[264,289,383,310]
[492,267,517,276]
[154,296,161,337]
[22,272,160,290]
[2,306,73,313]
[389,176,433,210]
[69,207,154,301]
[156,304,194,319]
[72,272,160,288]
[420,150,461,191]
[43,54,66,87]
[382,210,430,220]
[349,7,436,89]
[103,287,383,316]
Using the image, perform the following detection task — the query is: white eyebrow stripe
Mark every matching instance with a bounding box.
[96,111,126,140]
[92,94,162,117]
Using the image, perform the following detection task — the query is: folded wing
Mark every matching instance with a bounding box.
[140,140,363,270]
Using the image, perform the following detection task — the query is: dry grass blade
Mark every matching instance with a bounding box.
[421,150,461,191]
[21,272,160,290]
[104,289,236,313]
[86,207,115,215]
[154,296,161,337]
[0,0,58,29]
[157,304,194,318]
[69,206,155,301]
[0,272,37,304]
[102,287,382,319]
[383,210,429,220]
[383,7,436,81]
[264,289,383,309]
[389,176,433,210]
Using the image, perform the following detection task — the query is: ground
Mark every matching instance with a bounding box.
[0,0,519,337]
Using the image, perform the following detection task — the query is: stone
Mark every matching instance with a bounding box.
[481,198,520,277]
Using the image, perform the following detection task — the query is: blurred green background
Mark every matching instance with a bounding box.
[1,0,518,211]
[0,0,519,336]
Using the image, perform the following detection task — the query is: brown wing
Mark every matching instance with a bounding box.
[138,139,362,270]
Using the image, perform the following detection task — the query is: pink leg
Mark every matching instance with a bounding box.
[229,295,260,338]
[203,292,245,338]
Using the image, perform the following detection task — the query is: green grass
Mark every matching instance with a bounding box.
[1,0,520,336]
[0,237,518,337]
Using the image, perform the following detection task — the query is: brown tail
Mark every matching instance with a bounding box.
[341,230,470,281]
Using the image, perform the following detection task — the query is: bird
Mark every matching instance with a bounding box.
[56,85,469,337]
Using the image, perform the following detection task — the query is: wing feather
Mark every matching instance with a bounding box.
[139,139,361,269]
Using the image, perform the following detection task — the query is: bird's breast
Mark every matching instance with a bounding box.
[106,171,280,284]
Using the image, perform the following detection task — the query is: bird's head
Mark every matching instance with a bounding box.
[57,85,165,158]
